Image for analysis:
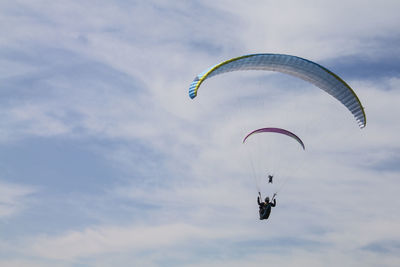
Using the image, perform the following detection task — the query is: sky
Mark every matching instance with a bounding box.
[0,0,399,266]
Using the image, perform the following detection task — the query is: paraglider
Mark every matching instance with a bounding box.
[243,127,305,220]
[188,53,366,128]
[258,193,277,220]
[268,174,273,184]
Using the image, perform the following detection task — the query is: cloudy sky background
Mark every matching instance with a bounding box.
[1,0,399,266]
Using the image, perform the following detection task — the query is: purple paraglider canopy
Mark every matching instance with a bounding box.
[243,127,305,150]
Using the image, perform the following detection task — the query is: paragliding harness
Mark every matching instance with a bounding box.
[258,192,276,220]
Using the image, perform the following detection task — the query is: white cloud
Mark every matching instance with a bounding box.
[0,180,36,218]
[28,222,247,260]
[210,0,400,59]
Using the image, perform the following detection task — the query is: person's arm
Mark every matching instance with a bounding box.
[257,196,261,205]
[271,199,276,207]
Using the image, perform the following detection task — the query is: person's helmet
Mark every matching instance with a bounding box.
[265,197,269,202]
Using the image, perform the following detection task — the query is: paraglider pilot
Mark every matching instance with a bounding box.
[268,175,273,183]
[257,192,276,220]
